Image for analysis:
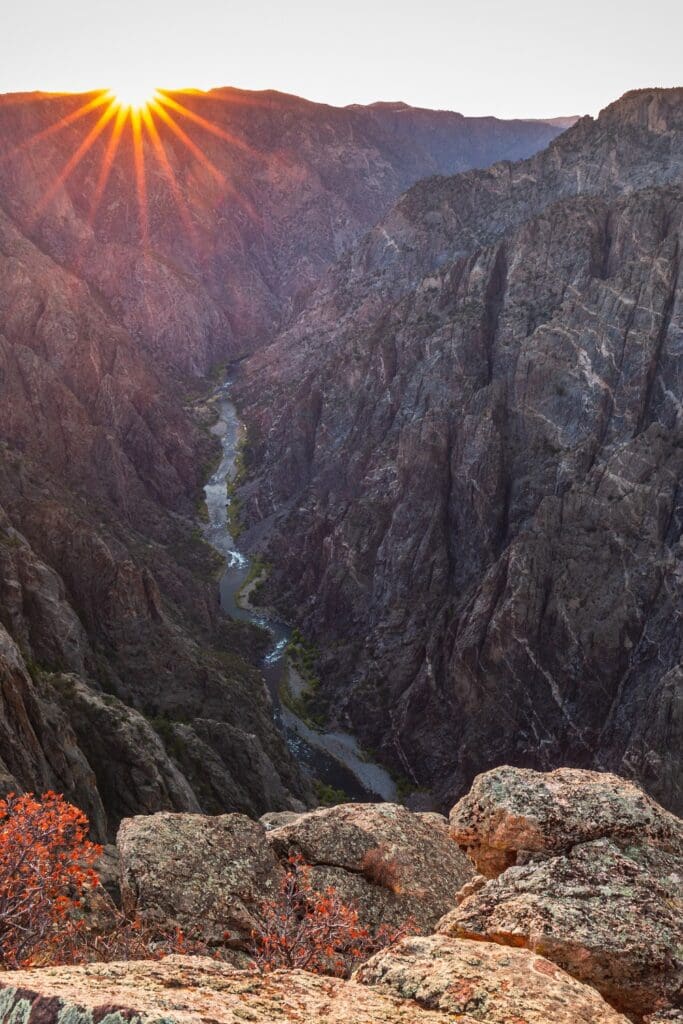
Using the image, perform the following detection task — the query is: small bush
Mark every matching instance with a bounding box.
[360,845,402,894]
[0,791,101,967]
[68,907,209,964]
[0,792,208,968]
[313,780,350,807]
[250,854,407,977]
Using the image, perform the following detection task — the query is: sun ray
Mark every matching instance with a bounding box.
[11,84,262,241]
[140,105,198,245]
[107,85,159,114]
[31,99,119,223]
[1,92,111,167]
[150,98,260,223]
[154,92,252,152]
[88,103,128,224]
[148,100,226,184]
[130,106,149,242]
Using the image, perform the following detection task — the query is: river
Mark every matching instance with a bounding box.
[202,381,397,803]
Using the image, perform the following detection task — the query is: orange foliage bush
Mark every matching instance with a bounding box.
[68,908,209,964]
[360,845,402,893]
[0,791,206,968]
[0,791,101,967]
[250,854,408,977]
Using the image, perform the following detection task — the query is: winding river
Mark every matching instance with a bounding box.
[203,382,397,802]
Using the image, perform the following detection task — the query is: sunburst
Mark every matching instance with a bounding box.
[8,85,262,243]
[108,83,159,113]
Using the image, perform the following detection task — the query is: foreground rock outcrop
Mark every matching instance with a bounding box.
[449,765,683,876]
[0,768,679,1022]
[356,934,630,1023]
[0,956,459,1024]
[441,767,683,1019]
[117,802,474,943]
[118,813,283,947]
[0,951,629,1024]
[266,801,474,932]
[439,839,682,1019]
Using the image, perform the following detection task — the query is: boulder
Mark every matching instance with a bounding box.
[356,934,630,1023]
[266,801,474,932]
[438,838,683,1020]
[0,955,479,1023]
[117,812,282,946]
[259,809,306,830]
[449,766,682,877]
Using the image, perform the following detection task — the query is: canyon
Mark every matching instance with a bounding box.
[235,87,683,815]
[0,87,565,834]
[0,79,680,1024]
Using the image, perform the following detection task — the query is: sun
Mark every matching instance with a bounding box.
[108,81,159,112]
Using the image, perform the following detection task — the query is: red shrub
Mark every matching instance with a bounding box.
[0,791,210,968]
[70,909,210,964]
[250,854,408,977]
[0,791,101,967]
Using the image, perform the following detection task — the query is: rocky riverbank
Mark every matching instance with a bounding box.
[201,382,399,803]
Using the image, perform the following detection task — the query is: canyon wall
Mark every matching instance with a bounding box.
[0,88,562,832]
[236,89,683,814]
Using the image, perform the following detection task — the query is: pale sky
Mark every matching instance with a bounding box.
[3,0,682,119]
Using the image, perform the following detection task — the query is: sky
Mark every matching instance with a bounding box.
[3,0,682,119]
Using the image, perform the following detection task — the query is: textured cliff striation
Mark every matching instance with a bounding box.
[235,88,683,814]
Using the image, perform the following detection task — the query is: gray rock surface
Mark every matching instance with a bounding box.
[0,956,470,1024]
[449,765,683,876]
[356,934,630,1023]
[438,766,683,1020]
[438,839,683,1019]
[117,812,282,946]
[266,801,474,932]
[236,88,683,814]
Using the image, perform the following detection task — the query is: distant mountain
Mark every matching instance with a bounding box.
[236,88,683,814]
[540,115,581,128]
[0,88,564,376]
[0,86,565,834]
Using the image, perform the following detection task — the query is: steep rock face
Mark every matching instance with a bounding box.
[0,87,566,831]
[0,622,106,834]
[236,88,683,813]
[0,208,283,837]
